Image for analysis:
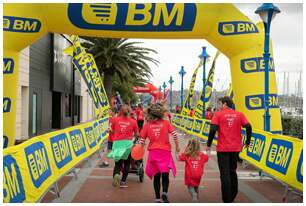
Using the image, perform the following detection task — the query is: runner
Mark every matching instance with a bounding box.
[206,96,252,203]
[108,105,139,188]
[139,103,180,203]
[177,138,209,202]
[135,103,145,132]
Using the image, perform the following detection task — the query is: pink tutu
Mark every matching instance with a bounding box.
[145,149,177,179]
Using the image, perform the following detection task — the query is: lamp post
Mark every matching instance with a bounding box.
[162,81,167,100]
[200,47,210,119]
[255,3,280,132]
[168,76,174,112]
[179,66,186,110]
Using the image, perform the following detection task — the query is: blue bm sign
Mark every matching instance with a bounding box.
[68,3,196,31]
[3,155,26,203]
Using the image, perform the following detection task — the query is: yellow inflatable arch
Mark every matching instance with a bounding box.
[4,3,282,147]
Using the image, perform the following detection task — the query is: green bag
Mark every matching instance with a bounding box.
[107,140,133,162]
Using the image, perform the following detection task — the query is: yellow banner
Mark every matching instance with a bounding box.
[194,51,220,118]
[172,114,303,192]
[68,36,110,117]
[3,117,109,203]
[3,50,20,148]
[181,61,202,116]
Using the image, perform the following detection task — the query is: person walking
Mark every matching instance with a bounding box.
[206,96,252,203]
[108,105,139,188]
[135,103,145,131]
[177,138,209,202]
[139,103,180,203]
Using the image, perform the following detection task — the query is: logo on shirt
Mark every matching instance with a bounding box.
[68,3,196,31]
[266,139,293,175]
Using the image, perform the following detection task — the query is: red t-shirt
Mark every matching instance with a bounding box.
[140,119,175,151]
[112,116,138,141]
[108,117,114,142]
[210,108,249,152]
[136,108,145,121]
[179,152,209,186]
[206,111,212,120]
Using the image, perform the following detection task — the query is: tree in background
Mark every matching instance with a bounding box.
[81,37,159,102]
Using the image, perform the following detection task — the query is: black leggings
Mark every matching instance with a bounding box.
[113,154,131,182]
[153,173,169,199]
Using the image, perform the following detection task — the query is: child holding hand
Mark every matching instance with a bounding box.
[177,138,209,202]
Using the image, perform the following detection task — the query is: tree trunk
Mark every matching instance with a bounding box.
[103,73,113,104]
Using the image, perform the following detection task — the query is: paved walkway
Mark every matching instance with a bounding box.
[42,130,303,203]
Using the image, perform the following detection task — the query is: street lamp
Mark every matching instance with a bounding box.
[162,81,167,99]
[255,3,280,132]
[179,66,186,110]
[168,76,174,112]
[200,46,210,119]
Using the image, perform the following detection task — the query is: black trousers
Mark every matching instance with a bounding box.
[113,154,131,182]
[153,173,169,199]
[217,152,239,203]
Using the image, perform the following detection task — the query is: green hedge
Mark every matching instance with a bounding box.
[281,116,303,139]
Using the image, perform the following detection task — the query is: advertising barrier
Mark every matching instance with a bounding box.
[3,117,109,203]
[172,114,303,192]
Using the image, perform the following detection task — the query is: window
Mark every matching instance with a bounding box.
[32,93,37,135]
[65,94,71,117]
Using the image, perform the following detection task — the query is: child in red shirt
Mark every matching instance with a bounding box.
[139,103,180,203]
[178,138,209,202]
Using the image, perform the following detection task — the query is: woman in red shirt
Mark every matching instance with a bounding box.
[109,105,139,188]
[139,103,180,203]
[178,138,209,202]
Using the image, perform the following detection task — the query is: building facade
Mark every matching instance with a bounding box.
[15,33,96,142]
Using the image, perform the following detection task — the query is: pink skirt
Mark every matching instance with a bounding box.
[145,149,177,179]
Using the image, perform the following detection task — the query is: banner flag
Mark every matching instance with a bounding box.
[181,60,203,116]
[194,51,220,118]
[66,35,110,117]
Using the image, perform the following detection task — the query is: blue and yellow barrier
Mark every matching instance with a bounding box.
[172,114,303,192]
[3,117,109,203]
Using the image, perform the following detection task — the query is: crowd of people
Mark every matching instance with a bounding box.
[101,96,252,203]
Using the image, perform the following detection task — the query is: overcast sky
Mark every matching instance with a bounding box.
[134,3,303,95]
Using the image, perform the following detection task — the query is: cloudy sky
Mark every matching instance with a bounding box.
[134,3,303,95]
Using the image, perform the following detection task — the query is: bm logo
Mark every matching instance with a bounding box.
[3,97,11,113]
[50,133,72,169]
[241,57,275,73]
[25,141,52,188]
[3,155,25,203]
[69,129,87,157]
[84,126,97,149]
[245,94,279,110]
[246,133,266,162]
[3,58,14,74]
[68,3,196,31]
[3,16,41,33]
[266,139,293,175]
[297,150,303,183]
[219,21,259,35]
[193,119,203,133]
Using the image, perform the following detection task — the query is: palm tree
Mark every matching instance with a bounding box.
[80,37,159,101]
